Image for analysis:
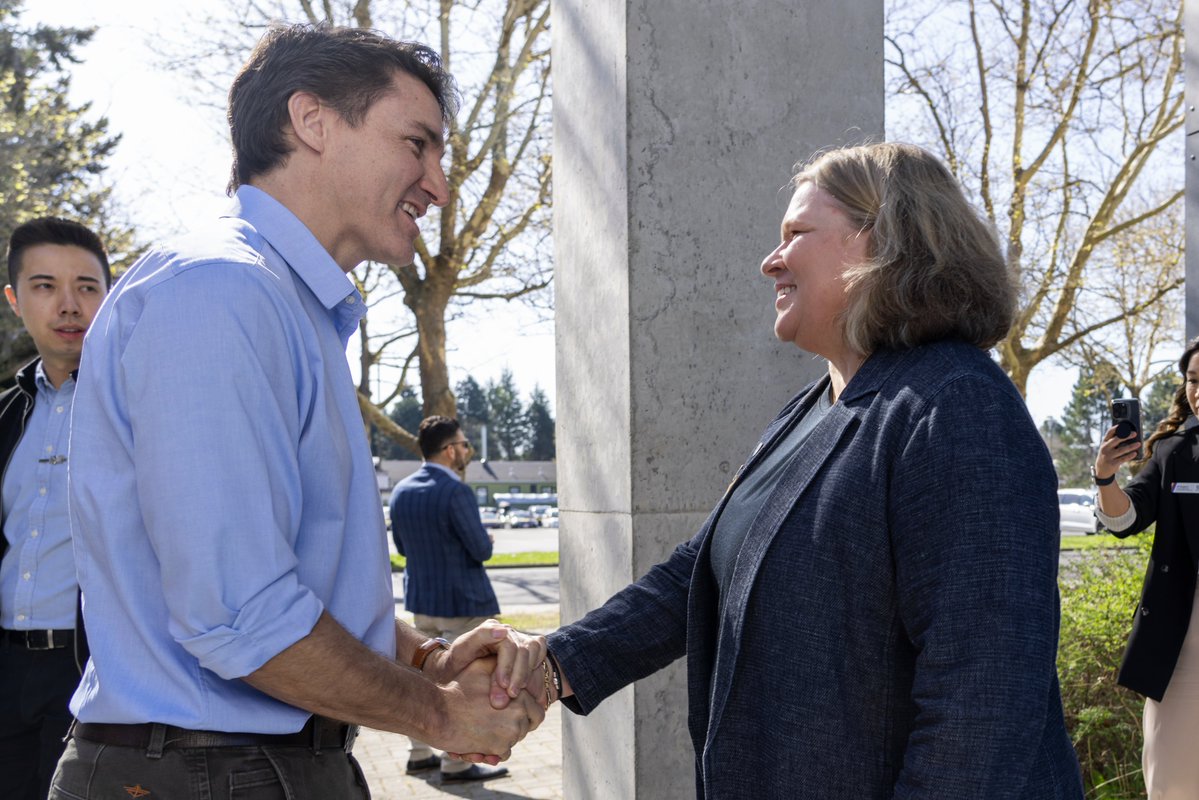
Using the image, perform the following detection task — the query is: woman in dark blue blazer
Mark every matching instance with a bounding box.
[1093,337,1199,797]
[538,143,1083,798]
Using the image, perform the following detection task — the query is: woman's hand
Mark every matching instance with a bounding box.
[424,620,547,708]
[1094,424,1141,480]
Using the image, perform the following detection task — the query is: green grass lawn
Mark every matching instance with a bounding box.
[1059,533,1133,551]
[390,550,559,571]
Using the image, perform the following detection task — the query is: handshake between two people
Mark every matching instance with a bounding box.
[416,619,564,765]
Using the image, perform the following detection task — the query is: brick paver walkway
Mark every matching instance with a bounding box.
[356,703,563,799]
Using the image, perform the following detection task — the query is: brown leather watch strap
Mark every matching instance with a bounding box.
[411,637,449,671]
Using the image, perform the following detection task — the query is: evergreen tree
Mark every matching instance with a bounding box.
[0,0,135,378]
[1056,374,1123,487]
[486,369,525,461]
[523,385,555,460]
[1142,375,1178,437]
[371,388,423,459]
[454,376,489,453]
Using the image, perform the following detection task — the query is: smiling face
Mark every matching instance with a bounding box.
[5,243,109,386]
[1185,352,1199,419]
[760,182,870,363]
[322,70,450,270]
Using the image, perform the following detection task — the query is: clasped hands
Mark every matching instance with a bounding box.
[420,620,551,764]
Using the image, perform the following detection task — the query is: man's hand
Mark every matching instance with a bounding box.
[425,620,547,709]
[428,656,545,763]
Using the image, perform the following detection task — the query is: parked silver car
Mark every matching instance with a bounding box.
[479,507,506,529]
[1058,488,1100,535]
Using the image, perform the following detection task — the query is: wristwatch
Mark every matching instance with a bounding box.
[411,637,450,671]
[1090,465,1116,486]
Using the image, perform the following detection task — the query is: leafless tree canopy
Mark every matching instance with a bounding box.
[162,0,552,453]
[887,0,1183,395]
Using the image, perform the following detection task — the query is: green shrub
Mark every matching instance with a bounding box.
[1058,536,1151,798]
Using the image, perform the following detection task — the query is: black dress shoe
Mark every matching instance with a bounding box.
[406,754,441,773]
[440,764,510,783]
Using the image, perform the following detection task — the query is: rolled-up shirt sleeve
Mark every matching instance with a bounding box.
[120,264,323,680]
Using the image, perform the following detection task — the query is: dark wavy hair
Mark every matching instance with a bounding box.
[227,23,459,193]
[418,415,461,459]
[1144,336,1199,460]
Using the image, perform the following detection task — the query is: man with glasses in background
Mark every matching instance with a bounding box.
[390,415,507,784]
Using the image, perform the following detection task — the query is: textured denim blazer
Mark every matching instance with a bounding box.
[549,340,1084,799]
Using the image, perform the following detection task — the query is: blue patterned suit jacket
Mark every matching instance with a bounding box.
[389,464,499,618]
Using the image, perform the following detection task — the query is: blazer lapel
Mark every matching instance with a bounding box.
[702,349,906,747]
[685,375,829,753]
[727,377,831,497]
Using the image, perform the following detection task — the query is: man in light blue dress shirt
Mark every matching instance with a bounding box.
[0,217,110,800]
[51,25,545,800]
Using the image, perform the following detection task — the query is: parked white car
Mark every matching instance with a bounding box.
[1058,488,1100,535]
[479,507,506,529]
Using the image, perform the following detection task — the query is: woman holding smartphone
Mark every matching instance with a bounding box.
[1094,336,1199,799]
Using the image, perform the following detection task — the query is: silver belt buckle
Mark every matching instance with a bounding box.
[29,629,54,650]
[344,724,359,753]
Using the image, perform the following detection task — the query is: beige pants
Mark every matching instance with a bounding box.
[408,614,492,774]
[1144,586,1199,798]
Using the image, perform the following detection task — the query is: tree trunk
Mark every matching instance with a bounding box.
[410,281,456,418]
[356,391,420,456]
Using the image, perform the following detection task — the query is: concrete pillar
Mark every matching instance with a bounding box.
[552,1,883,796]
[1187,0,1199,339]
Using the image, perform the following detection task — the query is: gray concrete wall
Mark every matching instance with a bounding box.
[553,1,883,797]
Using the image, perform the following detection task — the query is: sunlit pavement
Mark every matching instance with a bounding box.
[356,702,563,799]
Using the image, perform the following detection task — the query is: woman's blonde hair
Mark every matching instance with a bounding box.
[793,142,1015,354]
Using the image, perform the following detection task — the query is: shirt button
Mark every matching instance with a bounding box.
[345,296,357,305]
[38,487,46,496]
[56,406,64,413]
[1142,606,1150,616]
[44,445,52,453]
[16,614,24,621]
[29,529,38,537]
[22,572,30,581]
[1162,564,1170,573]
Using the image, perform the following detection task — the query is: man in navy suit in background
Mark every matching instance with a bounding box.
[390,415,507,784]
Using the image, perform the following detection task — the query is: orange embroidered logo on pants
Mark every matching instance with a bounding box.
[123,786,151,798]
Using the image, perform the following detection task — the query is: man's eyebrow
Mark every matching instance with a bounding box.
[76,275,101,284]
[24,273,56,282]
[413,122,445,151]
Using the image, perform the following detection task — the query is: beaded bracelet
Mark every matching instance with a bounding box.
[546,649,563,698]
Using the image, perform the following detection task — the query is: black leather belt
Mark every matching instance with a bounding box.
[0,627,74,650]
[72,715,358,752]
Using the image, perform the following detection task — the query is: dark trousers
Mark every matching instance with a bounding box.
[0,641,79,800]
[49,736,372,800]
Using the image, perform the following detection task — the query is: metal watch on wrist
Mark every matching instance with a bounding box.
[411,637,450,671]
[1090,465,1116,486]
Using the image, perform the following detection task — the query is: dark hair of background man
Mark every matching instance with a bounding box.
[418,415,461,459]
[6,217,112,292]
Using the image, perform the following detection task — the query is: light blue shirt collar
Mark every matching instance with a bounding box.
[33,361,70,396]
[226,186,362,312]
[424,462,463,482]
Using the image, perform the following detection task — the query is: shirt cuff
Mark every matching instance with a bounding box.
[175,588,325,680]
[1096,503,1135,533]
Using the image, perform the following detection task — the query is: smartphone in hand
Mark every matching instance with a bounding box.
[1111,397,1143,461]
